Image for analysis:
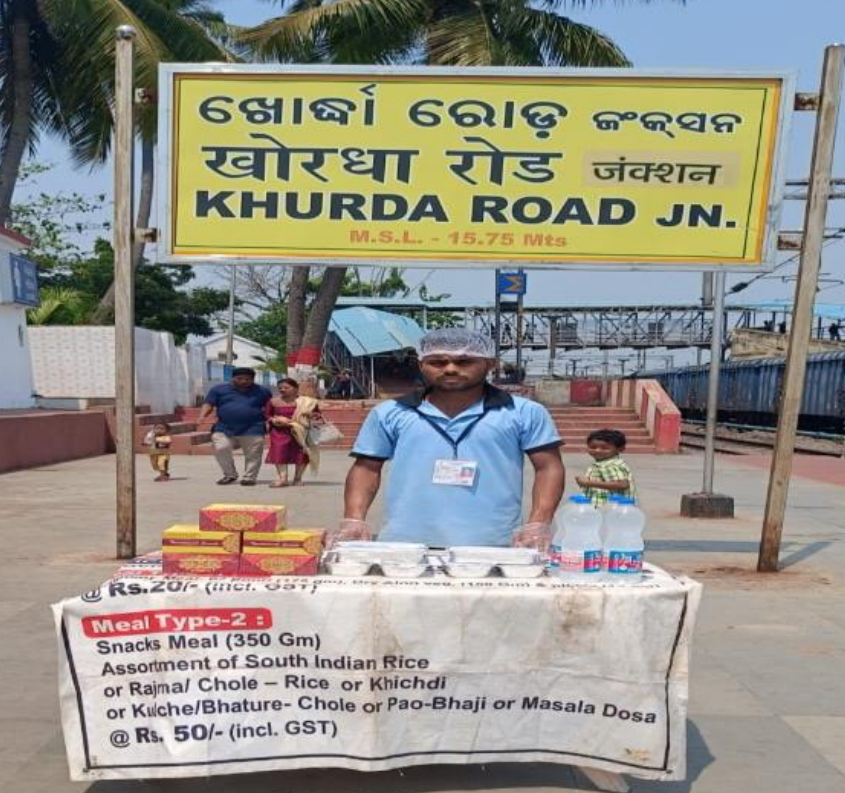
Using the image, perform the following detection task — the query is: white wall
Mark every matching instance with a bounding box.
[0,304,35,408]
[28,326,203,414]
[0,238,35,409]
[201,335,278,370]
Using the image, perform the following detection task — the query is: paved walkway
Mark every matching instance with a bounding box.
[1,449,844,793]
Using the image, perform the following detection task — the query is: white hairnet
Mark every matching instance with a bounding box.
[418,328,495,359]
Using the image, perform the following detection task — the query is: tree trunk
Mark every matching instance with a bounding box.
[91,138,154,323]
[0,13,33,226]
[292,266,347,387]
[285,264,310,367]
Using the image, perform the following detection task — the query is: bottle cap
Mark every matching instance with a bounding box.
[616,496,636,505]
[569,494,591,504]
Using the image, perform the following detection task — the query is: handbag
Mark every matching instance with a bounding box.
[307,420,343,446]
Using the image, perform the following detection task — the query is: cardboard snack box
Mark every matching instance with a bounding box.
[238,549,319,577]
[239,530,324,576]
[162,524,240,576]
[242,529,326,555]
[199,503,287,533]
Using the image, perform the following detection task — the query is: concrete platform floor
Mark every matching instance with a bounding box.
[1,449,844,793]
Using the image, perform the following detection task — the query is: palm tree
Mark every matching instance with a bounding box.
[0,1,232,315]
[51,0,234,321]
[239,0,677,370]
[0,0,66,224]
[27,286,94,325]
[240,0,641,68]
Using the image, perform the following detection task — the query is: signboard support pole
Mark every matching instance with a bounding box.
[494,271,502,382]
[114,26,136,559]
[680,271,734,518]
[703,272,726,494]
[225,264,236,366]
[759,44,844,572]
[515,286,524,382]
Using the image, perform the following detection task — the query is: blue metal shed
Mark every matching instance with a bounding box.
[329,307,424,357]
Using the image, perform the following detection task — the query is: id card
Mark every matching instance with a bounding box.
[432,459,478,487]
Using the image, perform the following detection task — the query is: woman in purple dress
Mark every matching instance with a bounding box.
[264,378,319,487]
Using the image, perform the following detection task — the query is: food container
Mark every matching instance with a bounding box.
[498,564,546,579]
[445,562,494,578]
[325,542,429,578]
[379,562,428,578]
[325,560,372,577]
[447,546,541,565]
[445,546,544,579]
[333,541,427,565]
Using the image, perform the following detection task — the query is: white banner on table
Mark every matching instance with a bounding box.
[53,567,701,781]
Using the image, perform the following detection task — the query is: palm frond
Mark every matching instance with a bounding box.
[239,0,427,62]
[501,4,631,67]
[426,10,498,66]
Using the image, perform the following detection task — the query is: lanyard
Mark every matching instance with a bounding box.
[413,408,487,459]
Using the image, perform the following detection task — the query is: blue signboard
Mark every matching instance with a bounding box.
[9,254,39,307]
[496,271,527,296]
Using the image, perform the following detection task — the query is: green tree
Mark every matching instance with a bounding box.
[76,239,231,344]
[237,303,289,358]
[26,231,231,343]
[0,1,232,227]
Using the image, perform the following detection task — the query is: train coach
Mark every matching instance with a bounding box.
[656,351,845,434]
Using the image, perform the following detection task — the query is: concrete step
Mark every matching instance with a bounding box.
[557,430,648,438]
[136,411,181,426]
[547,409,639,417]
[567,445,657,454]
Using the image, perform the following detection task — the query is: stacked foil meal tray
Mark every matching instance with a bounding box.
[324,542,545,579]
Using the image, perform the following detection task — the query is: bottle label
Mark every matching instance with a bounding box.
[548,544,562,569]
[607,550,643,574]
[559,550,602,574]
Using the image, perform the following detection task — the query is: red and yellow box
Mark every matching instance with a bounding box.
[162,524,241,576]
[199,503,287,533]
[238,529,325,576]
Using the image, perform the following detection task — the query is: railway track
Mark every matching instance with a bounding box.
[681,422,845,457]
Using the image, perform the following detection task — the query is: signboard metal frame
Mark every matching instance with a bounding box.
[157,64,795,271]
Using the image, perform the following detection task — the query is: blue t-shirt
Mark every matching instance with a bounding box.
[351,386,562,547]
[204,382,272,436]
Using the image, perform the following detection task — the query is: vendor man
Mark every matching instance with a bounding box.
[339,329,565,548]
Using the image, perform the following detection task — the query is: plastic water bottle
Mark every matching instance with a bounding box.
[599,495,622,570]
[603,497,646,584]
[550,495,602,581]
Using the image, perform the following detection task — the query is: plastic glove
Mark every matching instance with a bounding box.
[329,518,373,547]
[511,522,552,554]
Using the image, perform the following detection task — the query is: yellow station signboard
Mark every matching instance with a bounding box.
[159,66,792,269]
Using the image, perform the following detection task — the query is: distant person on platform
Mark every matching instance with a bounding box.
[198,367,272,486]
[778,320,788,334]
[329,369,353,400]
[829,322,841,341]
[337,328,565,549]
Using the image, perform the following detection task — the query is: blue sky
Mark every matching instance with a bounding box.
[21,0,845,307]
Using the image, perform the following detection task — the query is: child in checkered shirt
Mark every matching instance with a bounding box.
[576,429,638,507]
